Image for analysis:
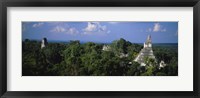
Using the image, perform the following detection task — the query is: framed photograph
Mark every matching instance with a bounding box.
[0,0,199,98]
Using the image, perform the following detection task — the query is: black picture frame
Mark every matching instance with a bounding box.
[0,0,199,98]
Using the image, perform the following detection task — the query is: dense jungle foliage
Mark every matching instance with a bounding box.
[22,38,178,76]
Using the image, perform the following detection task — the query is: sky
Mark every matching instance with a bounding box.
[22,22,178,43]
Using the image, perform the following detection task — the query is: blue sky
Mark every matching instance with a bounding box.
[22,22,178,43]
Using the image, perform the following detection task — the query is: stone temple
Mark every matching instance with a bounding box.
[41,38,48,49]
[134,35,156,66]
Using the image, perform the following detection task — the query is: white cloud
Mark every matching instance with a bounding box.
[83,22,109,35]
[107,30,111,34]
[161,28,166,32]
[147,28,152,32]
[153,23,166,32]
[51,26,66,32]
[67,28,79,35]
[153,23,161,32]
[51,25,79,35]
[32,22,44,28]
[147,23,166,32]
[84,22,99,32]
[108,22,118,24]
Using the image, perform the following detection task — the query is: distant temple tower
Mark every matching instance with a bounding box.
[41,38,48,49]
[102,45,111,51]
[134,35,156,66]
[144,35,152,48]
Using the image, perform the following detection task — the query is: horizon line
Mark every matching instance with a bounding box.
[22,39,178,44]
